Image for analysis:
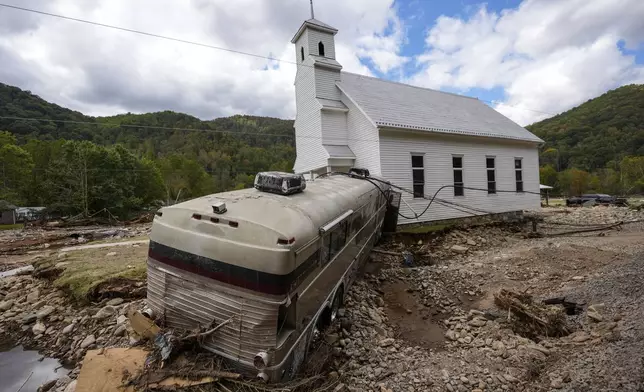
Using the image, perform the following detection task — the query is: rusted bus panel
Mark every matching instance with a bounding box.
[147,258,279,364]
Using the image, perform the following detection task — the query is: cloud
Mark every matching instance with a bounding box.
[0,0,405,119]
[409,0,644,125]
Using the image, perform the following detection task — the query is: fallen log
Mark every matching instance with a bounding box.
[371,248,401,257]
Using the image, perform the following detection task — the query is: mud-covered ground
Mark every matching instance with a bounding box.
[1,206,643,392]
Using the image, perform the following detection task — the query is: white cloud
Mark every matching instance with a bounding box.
[0,0,405,119]
[409,0,644,125]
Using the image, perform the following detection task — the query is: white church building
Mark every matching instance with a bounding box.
[290,17,543,224]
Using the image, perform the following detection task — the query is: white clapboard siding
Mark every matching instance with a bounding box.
[307,29,336,59]
[294,29,309,63]
[321,111,348,145]
[342,91,381,175]
[293,59,327,173]
[315,67,342,101]
[379,130,540,224]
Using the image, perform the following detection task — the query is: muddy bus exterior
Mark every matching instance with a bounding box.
[146,172,390,381]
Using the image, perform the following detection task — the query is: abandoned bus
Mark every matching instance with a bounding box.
[146,171,391,381]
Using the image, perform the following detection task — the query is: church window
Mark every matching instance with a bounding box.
[318,41,325,57]
[300,47,304,61]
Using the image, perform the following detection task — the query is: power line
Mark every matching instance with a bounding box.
[0,115,384,143]
[0,3,290,65]
[0,3,559,117]
[0,115,298,139]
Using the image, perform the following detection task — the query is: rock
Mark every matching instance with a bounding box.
[32,321,47,335]
[116,315,128,325]
[463,336,472,344]
[80,334,96,349]
[445,330,458,341]
[492,341,505,351]
[466,239,477,246]
[0,300,13,311]
[93,305,116,319]
[572,332,590,343]
[468,309,485,318]
[38,379,57,392]
[468,317,487,327]
[503,374,518,383]
[106,252,117,257]
[379,338,395,347]
[587,303,604,322]
[22,313,37,324]
[27,289,40,303]
[550,378,563,389]
[106,298,124,306]
[333,383,346,392]
[37,305,56,319]
[451,245,469,254]
[113,325,127,337]
[571,276,585,281]
[368,308,382,323]
[62,324,75,334]
[63,380,77,392]
[527,344,550,355]
[325,333,340,345]
[32,300,47,310]
[446,384,455,392]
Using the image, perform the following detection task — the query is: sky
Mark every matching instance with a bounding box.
[0,0,643,126]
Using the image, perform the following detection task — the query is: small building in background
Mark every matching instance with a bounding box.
[0,201,17,225]
[15,207,47,222]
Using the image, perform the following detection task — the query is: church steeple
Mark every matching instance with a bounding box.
[291,17,339,63]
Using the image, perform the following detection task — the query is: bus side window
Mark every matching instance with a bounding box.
[322,220,348,264]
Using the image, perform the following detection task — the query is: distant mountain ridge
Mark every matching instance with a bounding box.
[0,82,296,210]
[527,84,644,171]
[0,82,295,146]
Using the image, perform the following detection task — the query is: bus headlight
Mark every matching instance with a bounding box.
[253,351,271,370]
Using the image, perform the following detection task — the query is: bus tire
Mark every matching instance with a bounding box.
[330,286,343,323]
[283,327,311,381]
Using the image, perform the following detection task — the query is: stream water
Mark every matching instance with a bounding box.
[0,345,67,392]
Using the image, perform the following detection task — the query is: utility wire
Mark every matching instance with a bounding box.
[0,115,385,143]
[0,3,559,117]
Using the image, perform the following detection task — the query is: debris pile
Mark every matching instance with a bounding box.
[543,206,644,226]
[0,224,150,256]
[494,289,572,338]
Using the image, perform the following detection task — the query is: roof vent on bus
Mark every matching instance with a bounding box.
[212,201,227,214]
[254,172,306,195]
[349,167,370,178]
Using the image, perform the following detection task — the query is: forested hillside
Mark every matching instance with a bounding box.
[527,84,644,195]
[0,83,295,218]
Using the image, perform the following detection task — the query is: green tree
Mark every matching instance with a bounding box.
[539,165,558,187]
[0,143,35,204]
[157,154,214,204]
[594,168,621,195]
[558,168,591,196]
[44,141,164,218]
[620,156,644,193]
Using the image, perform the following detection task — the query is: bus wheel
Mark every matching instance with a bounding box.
[283,327,312,381]
[330,287,343,323]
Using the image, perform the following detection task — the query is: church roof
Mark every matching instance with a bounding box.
[291,18,338,43]
[336,73,543,143]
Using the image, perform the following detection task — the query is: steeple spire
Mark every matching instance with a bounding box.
[310,0,315,19]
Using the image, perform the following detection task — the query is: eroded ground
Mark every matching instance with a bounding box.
[1,206,643,392]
